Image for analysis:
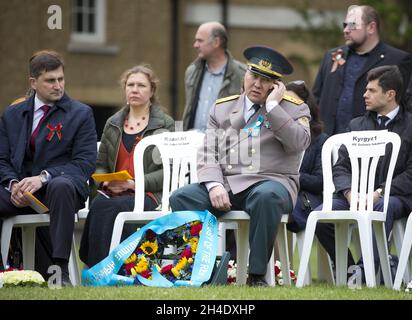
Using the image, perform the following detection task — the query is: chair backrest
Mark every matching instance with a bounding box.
[86,141,102,211]
[133,131,205,213]
[321,130,401,215]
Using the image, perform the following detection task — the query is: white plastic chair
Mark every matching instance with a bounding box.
[218,152,306,286]
[393,214,412,290]
[74,141,100,248]
[109,131,205,252]
[1,214,80,286]
[296,130,401,288]
[1,141,101,286]
[218,212,292,286]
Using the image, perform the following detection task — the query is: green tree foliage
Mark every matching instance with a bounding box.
[361,0,412,53]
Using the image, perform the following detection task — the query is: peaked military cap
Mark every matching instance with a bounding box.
[243,45,293,80]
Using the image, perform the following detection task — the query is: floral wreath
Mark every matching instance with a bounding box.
[118,220,203,284]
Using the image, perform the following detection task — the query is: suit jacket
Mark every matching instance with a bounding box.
[300,132,329,194]
[0,93,97,201]
[182,51,246,130]
[313,41,412,135]
[197,93,311,206]
[333,109,412,211]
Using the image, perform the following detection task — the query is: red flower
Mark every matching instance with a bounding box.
[145,229,156,240]
[123,262,137,274]
[161,264,173,274]
[227,276,236,284]
[140,269,151,279]
[330,49,346,72]
[274,265,281,275]
[181,247,193,259]
[190,224,202,236]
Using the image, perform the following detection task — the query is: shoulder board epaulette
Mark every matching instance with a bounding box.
[283,94,304,105]
[216,95,240,105]
[10,97,26,106]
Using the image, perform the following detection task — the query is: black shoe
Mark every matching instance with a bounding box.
[246,274,268,287]
[377,255,399,285]
[389,255,399,281]
[61,272,73,288]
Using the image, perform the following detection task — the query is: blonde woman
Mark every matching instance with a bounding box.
[79,65,174,267]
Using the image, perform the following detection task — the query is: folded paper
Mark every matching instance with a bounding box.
[91,170,133,182]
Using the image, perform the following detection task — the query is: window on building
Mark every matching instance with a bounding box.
[71,0,106,44]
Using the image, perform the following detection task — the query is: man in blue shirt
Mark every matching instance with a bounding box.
[182,21,246,131]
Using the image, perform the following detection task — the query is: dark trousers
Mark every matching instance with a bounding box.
[79,193,157,267]
[169,181,293,275]
[315,196,408,269]
[0,176,82,276]
[287,190,323,233]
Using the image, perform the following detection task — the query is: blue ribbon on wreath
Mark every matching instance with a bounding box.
[82,210,218,287]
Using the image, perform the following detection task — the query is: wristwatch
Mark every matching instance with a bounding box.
[39,171,49,185]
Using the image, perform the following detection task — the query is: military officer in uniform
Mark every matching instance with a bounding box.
[170,45,311,286]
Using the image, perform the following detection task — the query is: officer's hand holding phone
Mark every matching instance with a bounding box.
[266,81,285,105]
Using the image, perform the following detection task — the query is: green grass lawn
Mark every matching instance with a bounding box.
[0,283,411,300]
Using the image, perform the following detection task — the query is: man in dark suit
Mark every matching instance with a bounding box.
[313,5,412,135]
[0,50,97,286]
[315,65,412,280]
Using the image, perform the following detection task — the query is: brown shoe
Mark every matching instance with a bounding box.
[246,274,268,287]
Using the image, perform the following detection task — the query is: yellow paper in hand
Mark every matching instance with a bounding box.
[91,170,133,182]
[24,192,49,214]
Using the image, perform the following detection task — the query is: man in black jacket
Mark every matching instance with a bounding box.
[315,65,412,275]
[313,5,412,135]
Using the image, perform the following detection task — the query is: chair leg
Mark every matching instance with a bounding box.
[373,221,392,288]
[236,221,249,285]
[392,218,410,285]
[277,224,291,286]
[335,222,349,286]
[21,226,36,270]
[317,240,335,284]
[109,213,127,253]
[69,235,81,286]
[287,230,295,268]
[349,224,362,262]
[217,223,226,256]
[394,216,412,290]
[1,220,14,269]
[357,219,376,288]
[296,215,317,288]
[296,231,311,285]
[264,250,276,286]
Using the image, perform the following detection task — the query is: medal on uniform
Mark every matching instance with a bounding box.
[263,113,271,129]
[243,115,263,137]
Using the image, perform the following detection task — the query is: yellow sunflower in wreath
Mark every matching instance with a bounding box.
[140,240,158,255]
